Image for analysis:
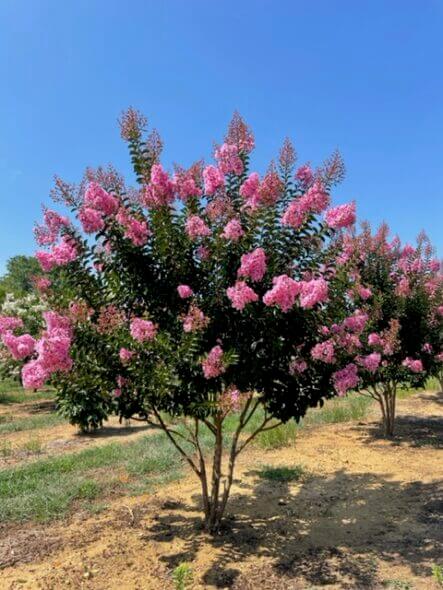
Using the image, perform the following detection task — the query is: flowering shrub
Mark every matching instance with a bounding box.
[5,110,370,530]
[0,292,46,382]
[311,224,443,435]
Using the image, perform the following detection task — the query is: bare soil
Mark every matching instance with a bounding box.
[0,391,442,589]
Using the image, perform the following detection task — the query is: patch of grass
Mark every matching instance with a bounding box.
[21,437,43,454]
[303,394,371,426]
[172,563,193,590]
[432,563,443,586]
[0,440,13,458]
[0,431,183,522]
[257,464,306,482]
[0,413,65,435]
[0,380,54,404]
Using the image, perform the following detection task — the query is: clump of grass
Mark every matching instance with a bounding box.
[0,440,13,458]
[432,563,443,586]
[255,420,297,449]
[0,380,54,405]
[0,413,65,435]
[0,432,183,522]
[257,464,306,482]
[382,580,414,590]
[21,437,43,454]
[303,394,371,426]
[172,563,193,590]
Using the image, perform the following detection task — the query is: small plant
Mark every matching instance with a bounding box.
[0,440,13,458]
[382,580,414,590]
[22,437,43,454]
[432,564,443,586]
[257,464,306,482]
[172,562,193,590]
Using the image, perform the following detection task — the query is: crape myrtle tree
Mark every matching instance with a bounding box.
[312,223,443,436]
[2,110,361,531]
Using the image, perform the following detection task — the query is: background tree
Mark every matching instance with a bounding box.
[0,255,41,302]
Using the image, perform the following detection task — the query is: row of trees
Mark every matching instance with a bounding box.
[0,111,441,531]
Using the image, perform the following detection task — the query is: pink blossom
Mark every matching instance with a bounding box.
[395,277,410,297]
[34,208,70,246]
[177,285,194,299]
[357,352,381,373]
[202,345,226,379]
[237,248,267,282]
[281,199,308,228]
[289,359,308,374]
[257,169,283,206]
[437,306,443,317]
[422,343,432,353]
[295,164,313,185]
[402,357,424,373]
[368,333,383,347]
[84,182,119,215]
[303,181,330,213]
[299,278,329,309]
[142,164,175,208]
[78,207,105,233]
[0,316,24,336]
[221,219,244,242]
[43,311,72,337]
[2,333,36,360]
[182,305,209,333]
[196,245,210,260]
[173,170,202,201]
[130,318,157,342]
[203,165,224,195]
[21,360,48,390]
[36,237,78,272]
[263,275,301,312]
[342,312,368,333]
[239,172,260,208]
[311,340,336,364]
[226,281,258,311]
[205,197,232,220]
[214,143,243,175]
[113,388,122,398]
[34,277,52,293]
[119,348,134,363]
[324,201,356,229]
[35,332,72,373]
[185,215,211,240]
[333,363,359,396]
[358,286,372,300]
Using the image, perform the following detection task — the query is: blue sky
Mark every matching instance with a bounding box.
[1,0,442,273]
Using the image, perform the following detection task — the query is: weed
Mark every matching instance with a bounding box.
[172,563,193,590]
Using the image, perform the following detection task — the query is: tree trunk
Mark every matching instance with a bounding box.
[381,383,396,437]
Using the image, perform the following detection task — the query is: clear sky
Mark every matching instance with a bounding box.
[1,0,442,273]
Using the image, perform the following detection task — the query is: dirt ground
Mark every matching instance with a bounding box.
[0,391,442,590]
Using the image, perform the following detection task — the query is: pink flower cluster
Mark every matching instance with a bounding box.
[84,182,119,216]
[239,170,282,209]
[143,164,175,208]
[238,248,267,282]
[332,363,359,396]
[203,165,224,195]
[295,164,313,186]
[263,275,301,312]
[214,143,243,175]
[173,169,202,201]
[177,285,194,299]
[130,318,157,342]
[79,207,105,234]
[239,173,260,208]
[21,312,73,389]
[324,201,356,229]
[357,352,381,373]
[289,359,308,374]
[311,340,336,364]
[0,316,24,336]
[2,333,36,360]
[402,357,424,373]
[226,281,258,311]
[36,236,78,272]
[185,215,211,240]
[299,278,329,309]
[34,208,70,246]
[182,305,209,333]
[202,345,226,379]
[116,208,150,246]
[282,181,330,228]
[119,348,134,363]
[342,311,368,333]
[221,218,244,242]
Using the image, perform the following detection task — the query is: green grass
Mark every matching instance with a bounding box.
[0,413,65,435]
[0,432,184,522]
[302,394,372,426]
[257,464,306,482]
[0,380,54,405]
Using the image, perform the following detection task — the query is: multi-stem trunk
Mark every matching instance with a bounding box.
[368,382,397,437]
[147,396,283,533]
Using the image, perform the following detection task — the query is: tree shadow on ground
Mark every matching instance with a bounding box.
[76,422,152,438]
[359,414,443,449]
[144,469,442,588]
